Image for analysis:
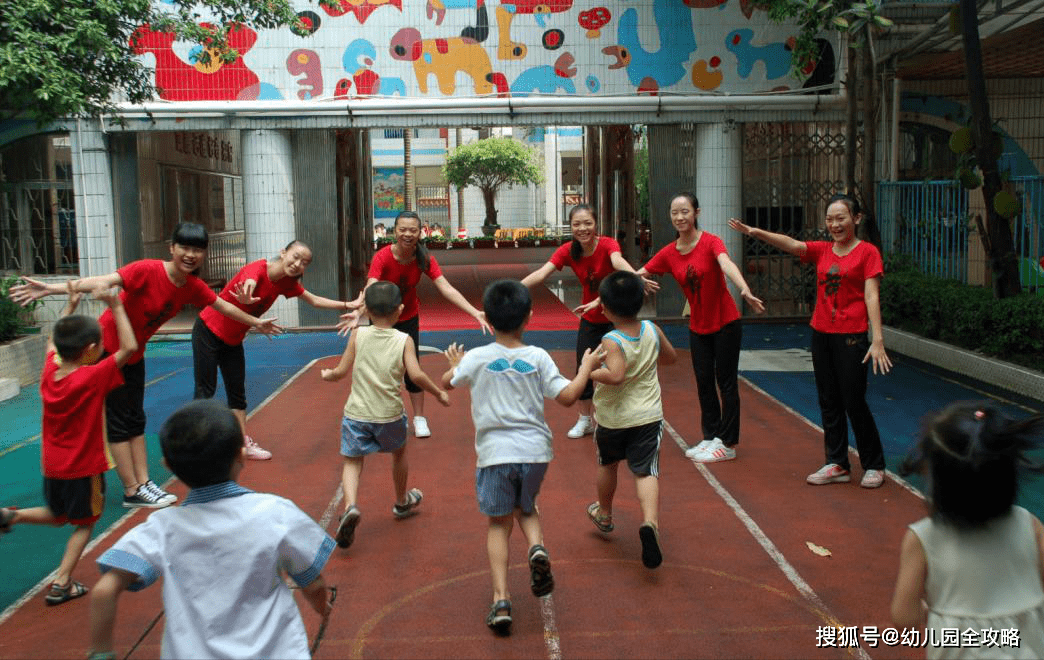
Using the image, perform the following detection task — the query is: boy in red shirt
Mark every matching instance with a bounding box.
[0,282,137,605]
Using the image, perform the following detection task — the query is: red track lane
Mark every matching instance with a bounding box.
[0,352,924,660]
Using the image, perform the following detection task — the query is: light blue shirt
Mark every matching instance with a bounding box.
[98,482,335,660]
[451,342,569,468]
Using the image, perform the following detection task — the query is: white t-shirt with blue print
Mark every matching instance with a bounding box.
[450,342,570,468]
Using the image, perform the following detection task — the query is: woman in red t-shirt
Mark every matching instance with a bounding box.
[347,211,491,439]
[522,204,647,438]
[639,193,764,463]
[192,240,350,460]
[729,193,892,488]
[10,223,282,510]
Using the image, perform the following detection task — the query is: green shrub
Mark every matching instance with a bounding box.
[880,266,1044,371]
[0,275,40,343]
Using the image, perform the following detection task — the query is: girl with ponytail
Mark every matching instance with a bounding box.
[891,402,1044,656]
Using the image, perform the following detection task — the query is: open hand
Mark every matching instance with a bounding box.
[640,275,660,295]
[7,276,51,306]
[444,342,466,368]
[435,389,451,407]
[232,281,260,305]
[256,317,283,338]
[741,289,766,315]
[474,312,493,335]
[863,341,893,375]
[572,299,599,316]
[336,310,361,336]
[728,218,753,235]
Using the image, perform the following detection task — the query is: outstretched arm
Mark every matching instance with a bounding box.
[402,337,450,406]
[301,289,355,312]
[88,568,138,658]
[717,253,765,314]
[520,262,557,289]
[432,275,492,334]
[92,287,138,368]
[555,345,607,405]
[210,298,282,337]
[321,331,357,382]
[9,272,123,306]
[728,218,807,257]
[612,252,660,293]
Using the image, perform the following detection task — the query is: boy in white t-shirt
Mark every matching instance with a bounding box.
[442,279,604,636]
[87,399,335,660]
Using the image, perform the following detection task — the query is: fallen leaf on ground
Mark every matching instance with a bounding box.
[806,541,832,557]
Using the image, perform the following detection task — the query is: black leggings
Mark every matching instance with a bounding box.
[810,330,884,470]
[192,317,247,410]
[394,315,423,394]
[689,320,742,447]
[576,318,613,401]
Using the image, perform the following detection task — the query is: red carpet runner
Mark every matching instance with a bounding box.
[416,263,580,331]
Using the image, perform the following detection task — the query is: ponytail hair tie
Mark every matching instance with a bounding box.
[974,410,986,420]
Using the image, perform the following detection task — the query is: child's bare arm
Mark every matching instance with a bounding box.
[300,574,333,618]
[588,338,625,385]
[890,530,928,628]
[60,279,83,317]
[555,346,607,405]
[88,568,137,658]
[653,324,678,365]
[403,337,450,406]
[441,342,466,390]
[93,288,138,368]
[321,332,357,382]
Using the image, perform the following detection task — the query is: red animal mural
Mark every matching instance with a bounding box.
[130,24,260,101]
[320,0,403,24]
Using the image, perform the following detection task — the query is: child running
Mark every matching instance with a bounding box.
[0,282,136,606]
[321,281,449,549]
[584,271,677,569]
[441,279,604,635]
[88,399,335,660]
[891,402,1044,658]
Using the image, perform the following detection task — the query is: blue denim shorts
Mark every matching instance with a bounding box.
[475,462,548,517]
[340,415,408,457]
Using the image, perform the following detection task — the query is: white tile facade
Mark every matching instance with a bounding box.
[695,121,744,309]
[70,121,118,278]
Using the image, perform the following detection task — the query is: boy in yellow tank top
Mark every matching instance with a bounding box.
[586,271,677,569]
[321,282,449,549]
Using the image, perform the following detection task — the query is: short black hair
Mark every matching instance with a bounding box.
[51,315,101,361]
[365,281,402,317]
[483,279,531,332]
[899,401,1044,528]
[599,271,644,318]
[160,399,243,489]
[171,222,209,249]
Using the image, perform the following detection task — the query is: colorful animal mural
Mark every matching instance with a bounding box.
[132,0,835,102]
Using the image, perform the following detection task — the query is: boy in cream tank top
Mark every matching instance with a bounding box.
[587,271,678,569]
[321,282,449,550]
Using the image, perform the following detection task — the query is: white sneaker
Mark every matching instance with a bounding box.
[413,416,431,438]
[143,481,177,507]
[688,438,736,463]
[566,415,594,438]
[244,436,272,460]
[684,439,715,458]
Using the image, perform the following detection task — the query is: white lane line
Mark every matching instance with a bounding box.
[540,595,562,660]
[0,358,324,627]
[664,419,872,660]
[737,375,925,501]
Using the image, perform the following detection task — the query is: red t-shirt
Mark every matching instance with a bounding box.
[100,260,218,363]
[367,245,443,321]
[644,232,740,335]
[801,241,883,333]
[199,260,305,345]
[549,236,621,324]
[40,352,123,479]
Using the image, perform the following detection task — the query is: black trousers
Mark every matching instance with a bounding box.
[394,315,423,394]
[689,320,742,447]
[192,317,247,410]
[810,330,885,470]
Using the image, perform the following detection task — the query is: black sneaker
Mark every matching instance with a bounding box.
[123,485,170,509]
[639,523,662,569]
[528,544,554,597]
[335,506,361,548]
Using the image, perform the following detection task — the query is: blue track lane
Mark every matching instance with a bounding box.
[1,324,1041,613]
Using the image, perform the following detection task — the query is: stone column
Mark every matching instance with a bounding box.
[695,122,744,310]
[242,129,298,327]
[70,120,118,278]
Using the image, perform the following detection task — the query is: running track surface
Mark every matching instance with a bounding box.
[1,328,1041,655]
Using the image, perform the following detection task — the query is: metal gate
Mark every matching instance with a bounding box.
[1,183,77,275]
[740,121,851,318]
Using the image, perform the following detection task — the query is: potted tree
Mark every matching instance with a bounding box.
[443,136,543,242]
[0,275,44,395]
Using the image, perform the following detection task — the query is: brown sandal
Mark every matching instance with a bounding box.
[587,501,614,533]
